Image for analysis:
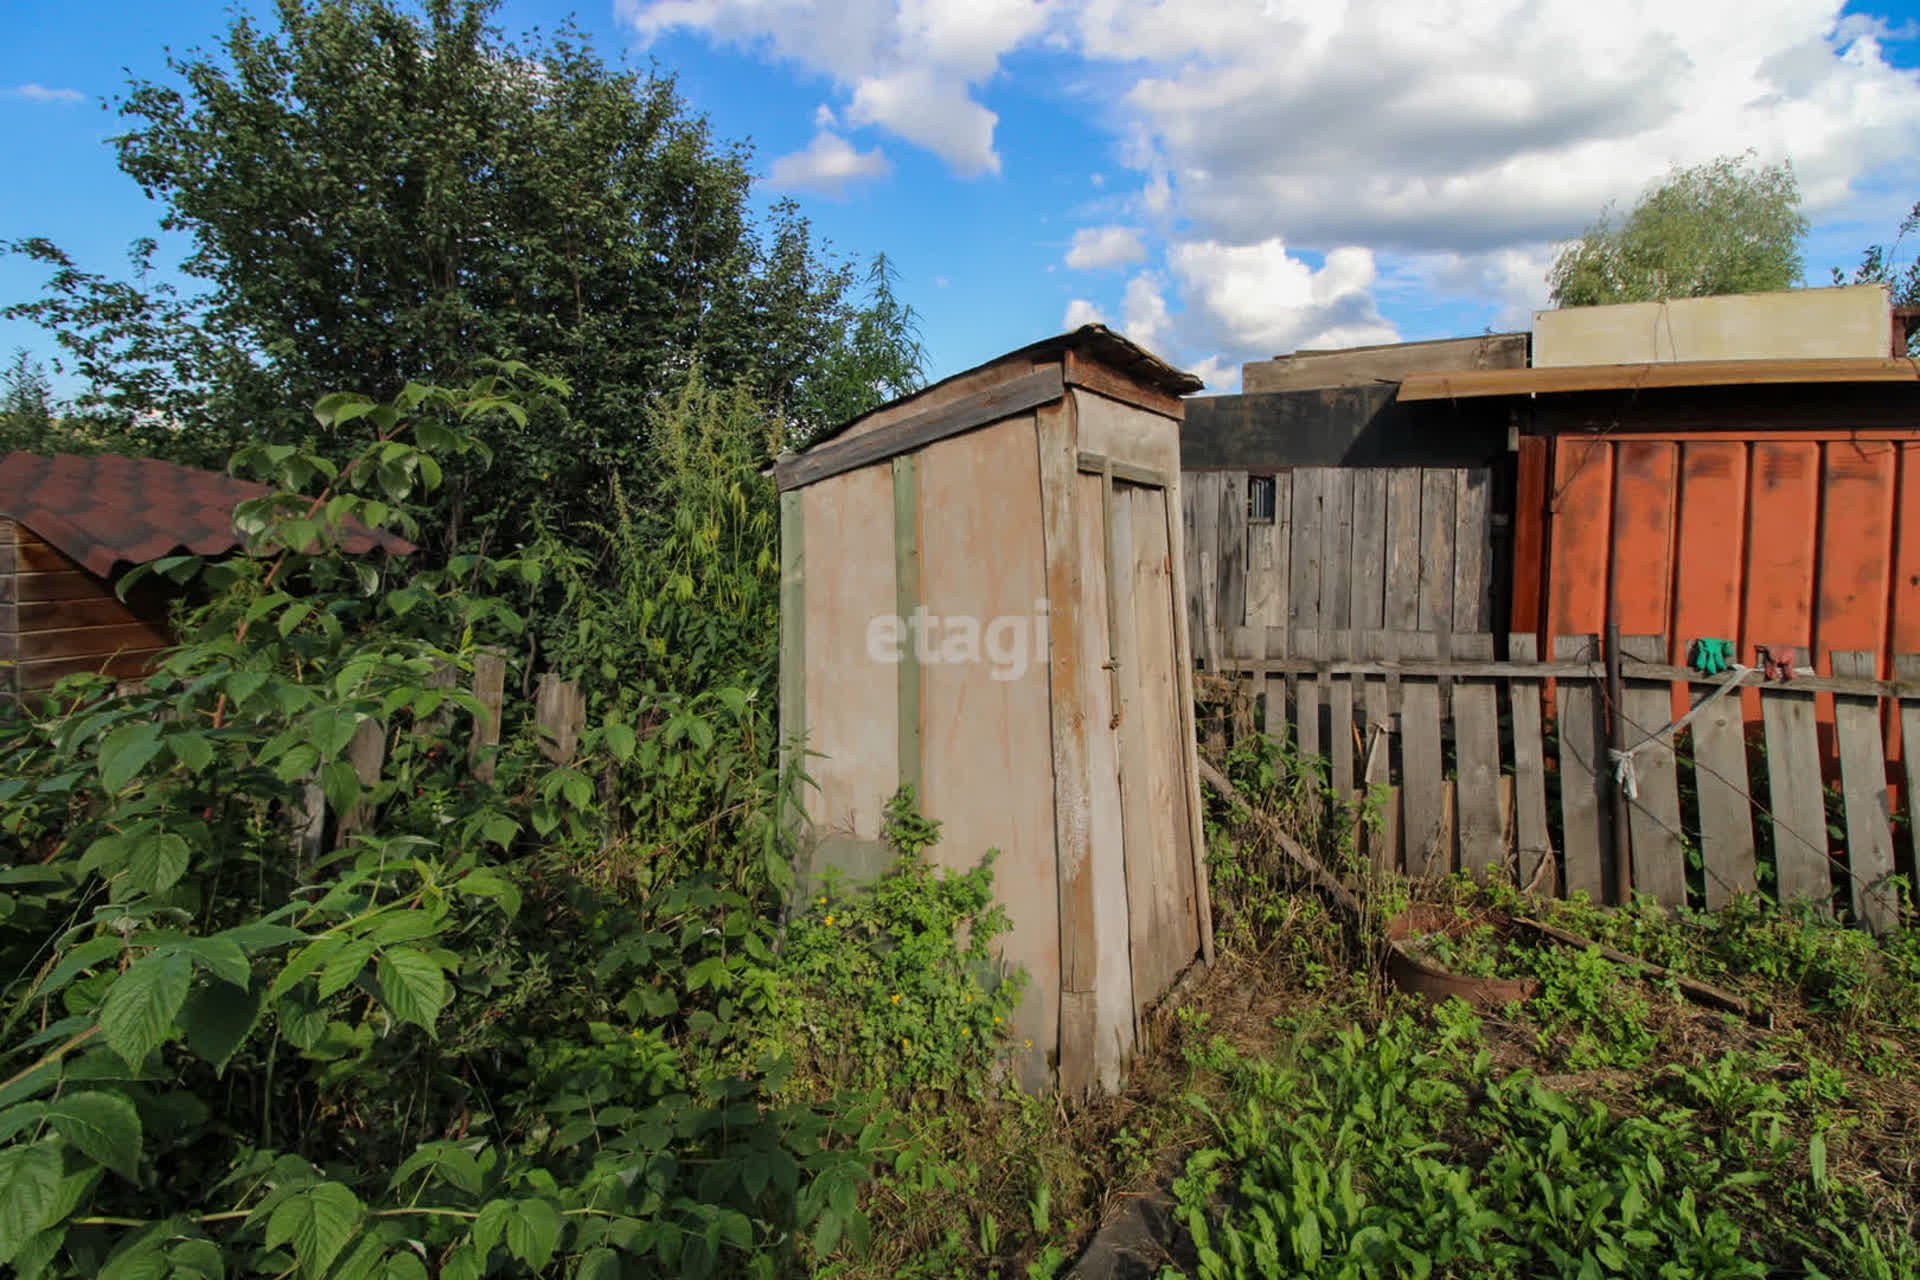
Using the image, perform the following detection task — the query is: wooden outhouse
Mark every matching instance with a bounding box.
[773,326,1214,1095]
[1,451,409,700]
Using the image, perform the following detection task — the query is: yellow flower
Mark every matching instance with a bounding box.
[889,993,901,1004]
[962,1027,972,1036]
[816,896,827,906]
[962,994,972,1004]
[1024,1040,1033,1049]
[901,1038,911,1050]
[992,1016,1002,1025]
[824,914,835,926]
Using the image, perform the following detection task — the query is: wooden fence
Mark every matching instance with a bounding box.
[1181,466,1499,672]
[1207,630,1914,932]
[288,659,587,859]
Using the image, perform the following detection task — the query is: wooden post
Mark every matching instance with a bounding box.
[534,673,585,766]
[1507,634,1554,892]
[332,718,388,847]
[467,648,508,783]
[1832,651,1897,931]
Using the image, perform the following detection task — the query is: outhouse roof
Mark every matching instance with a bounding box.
[814,324,1203,450]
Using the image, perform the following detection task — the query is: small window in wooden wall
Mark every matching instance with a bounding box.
[1248,474,1277,524]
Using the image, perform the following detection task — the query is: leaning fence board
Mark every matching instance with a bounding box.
[1832,651,1897,931]
[1619,635,1687,907]
[1397,631,1447,877]
[1691,667,1757,910]
[1554,635,1610,901]
[1507,634,1553,892]
[1451,633,1503,876]
[1760,665,1833,911]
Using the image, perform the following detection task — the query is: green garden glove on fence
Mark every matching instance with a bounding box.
[1690,638,1734,675]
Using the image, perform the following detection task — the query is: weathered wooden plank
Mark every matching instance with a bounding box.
[1384,469,1423,631]
[894,454,924,795]
[1418,470,1458,634]
[1362,630,1395,873]
[5,620,171,662]
[468,649,507,783]
[1554,635,1610,901]
[1397,630,1447,878]
[1899,654,1920,893]
[774,366,1066,490]
[1294,628,1322,767]
[1691,663,1756,909]
[16,596,147,631]
[8,571,109,604]
[1063,348,1186,419]
[1507,634,1553,892]
[1191,471,1223,669]
[333,718,387,847]
[534,673,585,766]
[778,489,806,794]
[1163,478,1217,970]
[1832,651,1898,931]
[1319,470,1355,630]
[1761,661,1833,911]
[16,541,85,574]
[1328,629,1355,797]
[1244,474,1288,630]
[1036,399,1097,1095]
[1349,469,1387,632]
[1182,480,1203,649]
[1452,469,1490,632]
[1216,470,1249,632]
[1288,468,1326,637]
[1451,632,1503,876]
[1618,635,1688,907]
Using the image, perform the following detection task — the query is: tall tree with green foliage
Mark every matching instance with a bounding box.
[1547,153,1809,307]
[7,0,922,552]
[1834,198,1920,352]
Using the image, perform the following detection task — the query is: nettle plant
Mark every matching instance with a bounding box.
[0,378,881,1279]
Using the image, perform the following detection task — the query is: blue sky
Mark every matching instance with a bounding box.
[5,0,1920,396]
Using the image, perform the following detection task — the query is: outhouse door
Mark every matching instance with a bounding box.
[1075,455,1203,1024]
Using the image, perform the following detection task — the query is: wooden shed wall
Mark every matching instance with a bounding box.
[0,518,170,697]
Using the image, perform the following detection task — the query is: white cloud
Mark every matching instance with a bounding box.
[7,83,84,104]
[1170,238,1399,356]
[621,0,1049,175]
[1064,298,1106,328]
[1186,355,1240,394]
[814,102,838,129]
[767,131,891,196]
[626,0,1920,374]
[1065,225,1146,270]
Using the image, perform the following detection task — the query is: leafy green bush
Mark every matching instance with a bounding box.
[779,790,1026,1096]
[0,379,885,1278]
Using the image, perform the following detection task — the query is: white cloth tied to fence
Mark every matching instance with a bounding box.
[1608,664,1752,800]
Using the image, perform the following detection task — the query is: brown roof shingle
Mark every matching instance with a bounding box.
[0,451,414,578]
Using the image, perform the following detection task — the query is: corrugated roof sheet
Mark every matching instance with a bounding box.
[0,451,414,578]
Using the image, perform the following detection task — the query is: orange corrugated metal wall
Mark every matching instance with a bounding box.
[1531,430,1920,774]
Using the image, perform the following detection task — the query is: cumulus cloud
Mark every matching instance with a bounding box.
[1171,238,1399,356]
[624,0,1920,375]
[768,131,891,196]
[621,0,1048,175]
[1064,298,1106,329]
[1065,225,1146,270]
[7,83,84,104]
